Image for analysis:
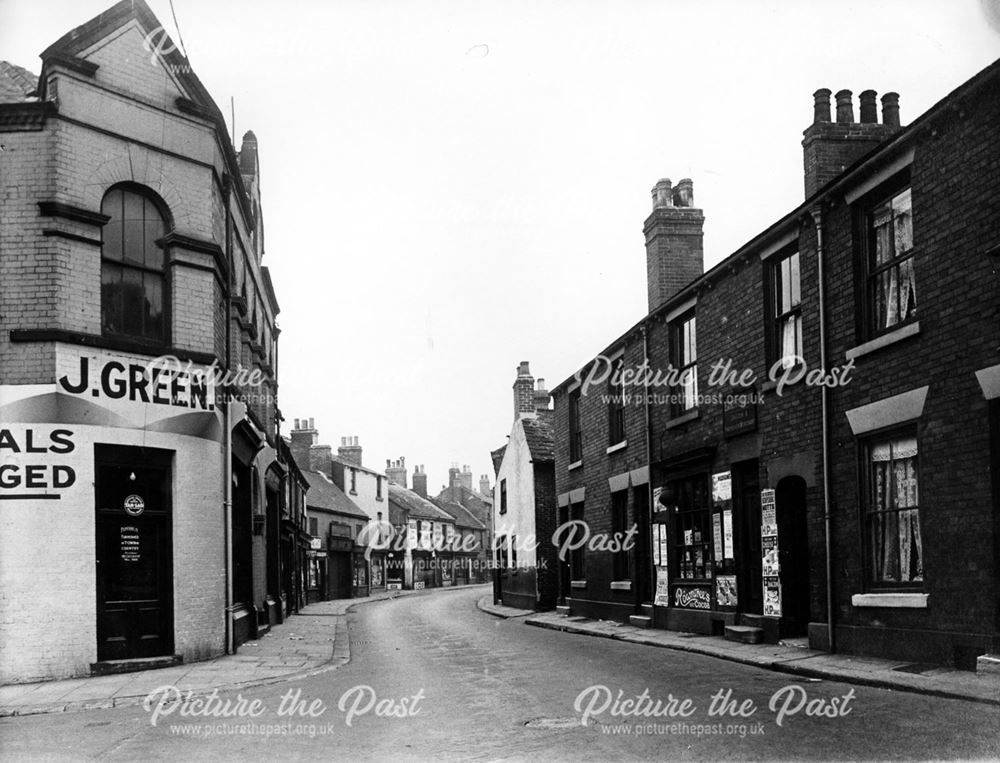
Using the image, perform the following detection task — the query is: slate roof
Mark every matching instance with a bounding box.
[388,483,455,522]
[431,498,487,531]
[303,470,369,520]
[521,416,555,463]
[0,61,38,103]
[491,444,507,476]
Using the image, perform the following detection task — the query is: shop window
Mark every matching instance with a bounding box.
[101,186,168,343]
[608,356,626,445]
[569,388,583,463]
[859,177,916,337]
[863,430,922,588]
[769,249,802,369]
[663,475,711,580]
[670,311,698,416]
[611,490,631,581]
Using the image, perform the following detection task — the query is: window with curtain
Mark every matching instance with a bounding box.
[864,431,922,587]
[868,186,916,334]
[101,186,168,343]
[771,250,802,369]
[670,311,698,416]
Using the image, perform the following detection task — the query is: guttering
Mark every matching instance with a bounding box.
[810,204,835,654]
[223,173,234,656]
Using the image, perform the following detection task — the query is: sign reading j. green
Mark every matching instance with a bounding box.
[58,356,213,410]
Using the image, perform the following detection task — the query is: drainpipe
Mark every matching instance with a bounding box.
[642,324,655,619]
[223,173,234,656]
[811,204,835,654]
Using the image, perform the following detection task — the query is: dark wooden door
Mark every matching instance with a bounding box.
[733,461,763,616]
[95,452,172,661]
[776,476,810,634]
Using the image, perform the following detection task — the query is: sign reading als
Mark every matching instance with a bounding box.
[0,428,76,499]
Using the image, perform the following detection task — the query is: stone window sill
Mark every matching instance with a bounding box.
[665,409,699,430]
[846,321,920,362]
[606,440,627,455]
[851,592,928,608]
[570,580,587,589]
[610,581,632,591]
[568,460,583,472]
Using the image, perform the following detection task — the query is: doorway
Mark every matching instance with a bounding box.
[776,476,810,634]
[95,446,173,662]
[733,460,762,616]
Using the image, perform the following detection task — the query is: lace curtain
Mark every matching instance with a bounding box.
[873,189,916,330]
[870,435,921,582]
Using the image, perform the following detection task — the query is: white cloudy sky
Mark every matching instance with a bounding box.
[3,1,999,491]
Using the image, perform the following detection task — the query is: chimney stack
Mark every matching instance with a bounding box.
[460,464,473,491]
[533,377,551,414]
[289,417,319,471]
[338,435,363,467]
[479,474,491,498]
[513,361,536,419]
[412,465,428,498]
[644,177,705,312]
[386,457,408,488]
[802,88,902,198]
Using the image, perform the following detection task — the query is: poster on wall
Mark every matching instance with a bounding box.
[712,471,732,503]
[652,524,668,568]
[761,488,777,537]
[763,579,782,616]
[654,567,670,606]
[716,575,738,607]
[653,485,665,510]
[762,536,780,576]
[722,510,734,559]
[713,513,723,560]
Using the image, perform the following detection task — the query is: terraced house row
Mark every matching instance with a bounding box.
[544,60,1000,670]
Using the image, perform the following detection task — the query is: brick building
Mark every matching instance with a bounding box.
[302,468,370,602]
[492,362,558,610]
[0,1,293,683]
[551,60,1000,669]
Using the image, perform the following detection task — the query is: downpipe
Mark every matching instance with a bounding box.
[223,174,234,656]
[811,205,835,654]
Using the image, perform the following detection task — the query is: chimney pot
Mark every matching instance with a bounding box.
[294,418,300,429]
[812,88,832,124]
[308,417,314,429]
[835,89,854,124]
[881,92,900,128]
[674,178,694,207]
[651,178,673,210]
[859,90,878,123]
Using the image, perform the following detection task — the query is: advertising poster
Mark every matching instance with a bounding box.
[722,509,734,559]
[762,536,779,576]
[716,575,738,607]
[763,579,782,616]
[712,471,732,502]
[654,566,671,607]
[652,524,669,568]
[673,586,711,610]
[713,513,723,560]
[761,488,777,538]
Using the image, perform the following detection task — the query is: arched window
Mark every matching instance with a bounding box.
[101,186,168,343]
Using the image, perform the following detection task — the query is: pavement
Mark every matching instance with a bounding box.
[476,596,1000,707]
[0,589,420,718]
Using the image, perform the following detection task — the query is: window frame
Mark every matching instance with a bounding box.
[662,473,712,582]
[100,184,171,346]
[859,424,924,592]
[856,171,917,341]
[669,310,698,418]
[569,387,583,464]
[611,490,631,582]
[767,248,803,369]
[499,478,507,515]
[607,356,626,446]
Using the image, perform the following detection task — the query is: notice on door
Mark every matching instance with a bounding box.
[120,525,140,562]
